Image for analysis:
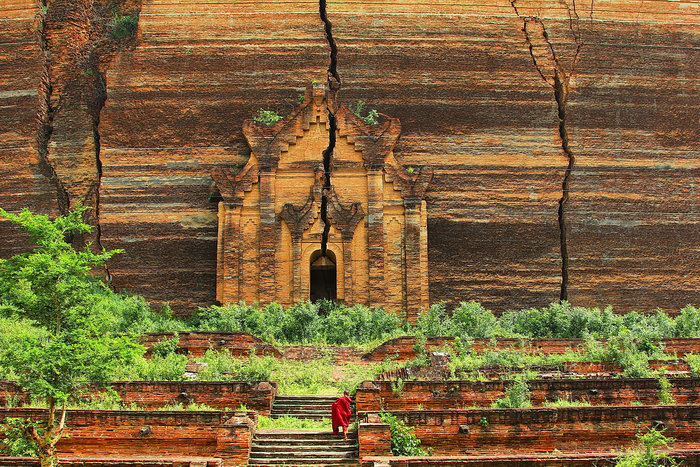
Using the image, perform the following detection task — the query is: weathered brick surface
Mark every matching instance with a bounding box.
[364,337,700,362]
[361,451,700,467]
[0,380,276,414]
[0,457,223,466]
[358,422,392,459]
[356,378,700,412]
[1,1,697,314]
[0,409,254,466]
[142,332,281,358]
[361,406,700,456]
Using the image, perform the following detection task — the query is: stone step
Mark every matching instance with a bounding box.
[248,462,359,467]
[251,444,356,453]
[254,431,357,440]
[247,458,359,466]
[253,440,352,447]
[249,451,356,459]
[270,410,332,415]
[273,402,333,408]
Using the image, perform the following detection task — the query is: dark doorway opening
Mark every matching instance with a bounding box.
[310,250,337,302]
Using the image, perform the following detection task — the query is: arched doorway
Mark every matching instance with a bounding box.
[309,250,337,302]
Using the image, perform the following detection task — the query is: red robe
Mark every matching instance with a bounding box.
[331,395,352,433]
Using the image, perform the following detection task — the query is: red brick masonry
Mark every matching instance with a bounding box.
[0,409,255,467]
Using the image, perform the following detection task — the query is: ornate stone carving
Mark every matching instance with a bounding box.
[325,187,365,242]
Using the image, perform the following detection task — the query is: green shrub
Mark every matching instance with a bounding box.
[351,100,379,125]
[673,305,700,337]
[150,333,180,358]
[253,109,283,126]
[113,353,187,381]
[657,376,675,405]
[491,378,531,409]
[450,301,502,338]
[378,412,428,456]
[687,354,700,377]
[111,12,138,40]
[615,427,679,466]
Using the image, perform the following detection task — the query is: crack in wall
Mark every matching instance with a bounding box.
[36,0,70,216]
[319,0,341,257]
[34,0,141,274]
[511,0,584,301]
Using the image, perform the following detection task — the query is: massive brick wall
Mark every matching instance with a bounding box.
[361,406,700,456]
[0,0,697,312]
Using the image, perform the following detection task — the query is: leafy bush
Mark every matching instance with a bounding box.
[111,12,138,40]
[378,412,428,456]
[112,353,187,381]
[687,354,700,377]
[673,305,700,337]
[491,379,531,409]
[253,109,282,126]
[150,333,180,358]
[657,376,675,405]
[615,427,679,467]
[450,301,502,338]
[352,100,379,125]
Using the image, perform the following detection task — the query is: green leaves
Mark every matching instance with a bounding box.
[378,412,428,456]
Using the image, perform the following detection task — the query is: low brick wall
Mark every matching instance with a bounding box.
[356,378,700,412]
[360,451,700,467]
[360,406,700,456]
[0,381,277,415]
[0,457,223,466]
[142,332,281,358]
[358,422,392,459]
[0,409,255,466]
[111,381,277,414]
[363,337,700,362]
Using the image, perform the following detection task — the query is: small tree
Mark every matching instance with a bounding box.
[0,205,144,466]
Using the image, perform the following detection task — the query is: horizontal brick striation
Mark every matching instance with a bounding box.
[363,337,700,362]
[356,378,700,412]
[142,332,281,358]
[361,451,700,467]
[2,1,696,314]
[0,408,254,466]
[358,422,392,459]
[361,406,700,456]
[0,380,276,415]
[111,381,276,414]
[0,457,223,466]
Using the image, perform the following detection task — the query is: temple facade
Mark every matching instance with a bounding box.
[212,85,432,319]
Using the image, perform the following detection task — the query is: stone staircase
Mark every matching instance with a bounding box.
[248,430,359,466]
[270,394,337,420]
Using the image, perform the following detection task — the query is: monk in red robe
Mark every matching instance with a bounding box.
[331,390,352,440]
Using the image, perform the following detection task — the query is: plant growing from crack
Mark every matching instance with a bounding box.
[253,109,283,126]
[351,100,379,125]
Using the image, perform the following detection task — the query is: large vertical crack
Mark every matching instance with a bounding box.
[319,0,341,257]
[511,0,584,301]
[36,0,70,216]
[33,0,141,269]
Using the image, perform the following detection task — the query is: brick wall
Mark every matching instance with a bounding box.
[0,409,255,467]
[0,457,223,466]
[111,381,276,414]
[142,332,281,358]
[0,381,277,415]
[356,378,700,412]
[360,406,700,456]
[358,422,392,459]
[360,451,700,467]
[363,337,700,362]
